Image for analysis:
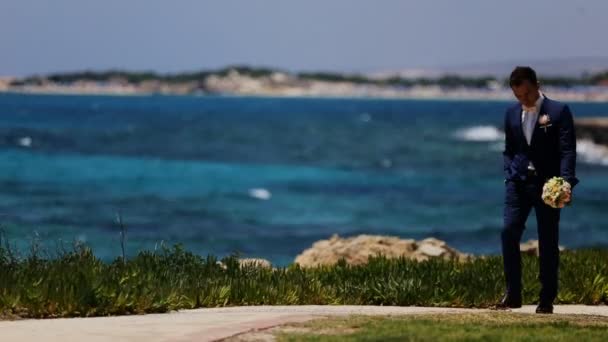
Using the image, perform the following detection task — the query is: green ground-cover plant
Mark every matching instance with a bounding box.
[1,235,607,319]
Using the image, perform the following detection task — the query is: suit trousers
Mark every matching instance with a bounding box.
[502,177,561,302]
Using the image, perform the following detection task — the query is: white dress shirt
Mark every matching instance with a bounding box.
[521,91,544,170]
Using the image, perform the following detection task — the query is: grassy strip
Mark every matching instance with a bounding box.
[271,312,608,341]
[1,241,608,319]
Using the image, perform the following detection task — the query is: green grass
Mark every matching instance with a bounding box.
[1,237,608,319]
[273,313,608,341]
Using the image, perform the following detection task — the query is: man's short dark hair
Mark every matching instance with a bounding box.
[509,66,538,87]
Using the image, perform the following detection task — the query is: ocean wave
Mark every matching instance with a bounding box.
[248,188,272,200]
[1,128,75,150]
[454,126,608,167]
[454,125,504,142]
[577,139,608,166]
[18,136,32,148]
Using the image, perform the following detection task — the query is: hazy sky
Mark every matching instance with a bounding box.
[1,0,607,76]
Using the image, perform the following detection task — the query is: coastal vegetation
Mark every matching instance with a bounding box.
[10,65,608,89]
[4,65,608,100]
[1,235,607,319]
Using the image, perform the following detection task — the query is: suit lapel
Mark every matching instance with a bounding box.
[513,106,527,147]
[530,94,548,147]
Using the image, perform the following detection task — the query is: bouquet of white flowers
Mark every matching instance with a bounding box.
[542,177,572,209]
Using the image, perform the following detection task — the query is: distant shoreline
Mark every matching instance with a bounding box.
[3,66,608,103]
[4,88,608,104]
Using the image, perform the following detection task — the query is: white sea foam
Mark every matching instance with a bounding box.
[455,127,608,166]
[454,125,504,142]
[577,139,608,166]
[248,188,272,200]
[18,136,32,147]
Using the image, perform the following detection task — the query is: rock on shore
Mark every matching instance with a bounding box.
[576,117,608,146]
[238,258,272,268]
[216,258,273,270]
[519,239,566,256]
[214,236,566,269]
[293,234,564,267]
[294,234,470,267]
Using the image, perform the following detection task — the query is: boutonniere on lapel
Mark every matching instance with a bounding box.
[538,114,552,132]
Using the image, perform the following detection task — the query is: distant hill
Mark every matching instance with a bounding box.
[370,57,608,79]
[5,61,608,98]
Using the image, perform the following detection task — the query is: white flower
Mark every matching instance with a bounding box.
[539,114,551,126]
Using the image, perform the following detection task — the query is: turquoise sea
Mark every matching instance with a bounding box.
[1,93,607,266]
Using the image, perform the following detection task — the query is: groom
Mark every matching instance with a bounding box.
[497,66,578,314]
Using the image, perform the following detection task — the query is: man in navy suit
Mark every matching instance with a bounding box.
[497,66,578,314]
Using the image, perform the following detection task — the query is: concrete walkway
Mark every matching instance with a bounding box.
[1,305,607,342]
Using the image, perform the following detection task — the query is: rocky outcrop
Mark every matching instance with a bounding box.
[0,78,11,91]
[293,235,568,267]
[216,258,272,270]
[576,117,608,146]
[238,258,272,269]
[519,239,566,256]
[294,234,469,267]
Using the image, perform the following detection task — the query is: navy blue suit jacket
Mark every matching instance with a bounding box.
[503,95,579,187]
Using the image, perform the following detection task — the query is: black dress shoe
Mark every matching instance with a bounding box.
[536,302,554,314]
[494,293,522,309]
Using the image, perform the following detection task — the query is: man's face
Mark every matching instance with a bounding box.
[511,80,540,107]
